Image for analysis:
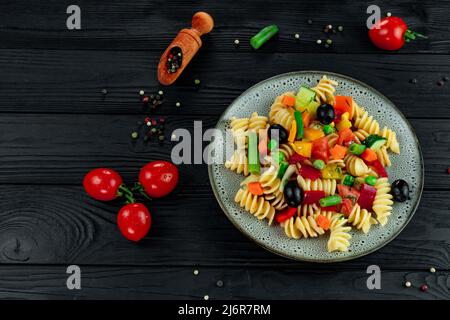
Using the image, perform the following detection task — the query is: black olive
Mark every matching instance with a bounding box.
[391,179,410,202]
[268,124,288,144]
[316,104,335,124]
[283,180,304,207]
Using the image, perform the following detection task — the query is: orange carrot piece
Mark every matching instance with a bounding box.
[330,144,348,160]
[282,95,296,107]
[302,111,311,128]
[316,215,331,230]
[361,148,378,162]
[337,128,354,145]
[248,182,264,196]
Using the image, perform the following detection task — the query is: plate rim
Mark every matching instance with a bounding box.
[208,70,424,263]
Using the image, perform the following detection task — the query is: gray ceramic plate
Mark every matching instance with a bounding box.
[208,71,423,262]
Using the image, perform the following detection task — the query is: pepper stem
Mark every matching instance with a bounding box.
[132,183,152,201]
[117,184,136,204]
[404,29,428,42]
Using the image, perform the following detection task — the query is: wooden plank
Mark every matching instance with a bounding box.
[0,0,445,53]
[0,185,448,270]
[0,264,447,299]
[1,50,450,117]
[0,114,447,188]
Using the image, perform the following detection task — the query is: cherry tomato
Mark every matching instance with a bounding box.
[83,168,123,201]
[139,161,179,198]
[311,136,329,162]
[117,203,151,242]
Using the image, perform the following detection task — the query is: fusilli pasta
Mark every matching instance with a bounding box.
[327,215,352,252]
[347,204,377,234]
[234,188,276,225]
[311,75,338,105]
[372,178,393,226]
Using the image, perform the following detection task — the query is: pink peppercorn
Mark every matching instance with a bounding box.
[447,167,450,174]
[420,284,428,292]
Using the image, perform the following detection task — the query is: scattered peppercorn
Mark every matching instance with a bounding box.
[444,76,449,82]
[307,19,313,25]
[420,284,428,292]
[204,295,209,300]
[430,267,436,273]
[139,90,145,96]
[447,167,450,174]
[101,89,108,95]
[131,131,138,139]
[158,135,165,141]
[410,78,417,84]
[158,90,164,96]
[234,39,240,45]
[193,270,199,275]
[142,96,150,104]
[175,102,181,107]
[437,80,444,86]
[316,39,322,44]
[194,79,201,85]
[338,26,344,32]
[324,44,330,48]
[404,281,412,288]
[326,39,333,45]
[216,280,224,287]
[386,12,392,17]
[294,33,300,39]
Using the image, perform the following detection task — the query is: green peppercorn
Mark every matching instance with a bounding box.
[194,79,201,85]
[365,175,377,186]
[131,131,138,139]
[313,159,326,170]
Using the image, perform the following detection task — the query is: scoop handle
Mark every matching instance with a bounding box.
[191,12,214,36]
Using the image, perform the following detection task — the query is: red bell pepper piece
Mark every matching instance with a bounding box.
[320,205,339,212]
[302,190,326,205]
[288,153,307,165]
[363,158,388,178]
[357,183,377,210]
[311,136,329,162]
[275,207,297,224]
[299,164,322,181]
[340,198,354,217]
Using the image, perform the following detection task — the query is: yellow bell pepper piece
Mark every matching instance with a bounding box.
[321,163,343,180]
[303,127,325,141]
[337,112,352,131]
[288,119,297,143]
[290,141,312,158]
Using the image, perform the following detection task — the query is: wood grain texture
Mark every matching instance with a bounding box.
[0,265,448,299]
[0,114,448,188]
[0,0,446,53]
[1,50,450,117]
[0,185,449,270]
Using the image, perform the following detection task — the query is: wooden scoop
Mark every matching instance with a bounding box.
[157,12,214,86]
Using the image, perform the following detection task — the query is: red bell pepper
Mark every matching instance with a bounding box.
[288,153,307,165]
[337,128,354,146]
[334,96,353,119]
[363,158,388,178]
[340,198,354,217]
[299,164,322,181]
[357,183,377,210]
[275,207,297,224]
[320,205,339,212]
[302,190,326,205]
[311,136,329,162]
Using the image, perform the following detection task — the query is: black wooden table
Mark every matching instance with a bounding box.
[0,0,449,300]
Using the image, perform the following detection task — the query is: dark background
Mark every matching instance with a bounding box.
[0,0,449,299]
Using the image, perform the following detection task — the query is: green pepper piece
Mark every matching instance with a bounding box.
[323,124,335,135]
[277,161,289,179]
[365,175,377,186]
[294,111,304,139]
[349,143,366,156]
[271,150,285,165]
[342,174,355,187]
[313,159,325,170]
[250,25,279,49]
[248,131,260,174]
[319,195,342,207]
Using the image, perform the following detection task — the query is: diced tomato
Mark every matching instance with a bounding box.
[275,207,297,224]
[299,164,322,181]
[340,198,354,217]
[288,153,307,165]
[337,128,354,146]
[302,190,326,205]
[337,184,360,201]
[357,183,377,210]
[334,96,353,119]
[311,136,329,162]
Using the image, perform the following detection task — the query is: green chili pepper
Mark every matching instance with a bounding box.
[313,159,325,170]
[294,111,304,139]
[365,175,377,186]
[349,143,366,155]
[250,25,279,49]
[268,138,278,151]
[277,161,289,179]
[319,195,342,207]
[323,124,335,135]
[342,174,355,187]
[248,131,260,174]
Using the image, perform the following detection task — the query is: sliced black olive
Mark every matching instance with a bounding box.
[391,179,410,202]
[316,104,335,125]
[268,124,288,144]
[283,180,303,207]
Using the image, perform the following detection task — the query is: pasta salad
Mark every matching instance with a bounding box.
[225,75,407,253]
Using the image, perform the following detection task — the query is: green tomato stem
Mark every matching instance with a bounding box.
[118,184,136,204]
